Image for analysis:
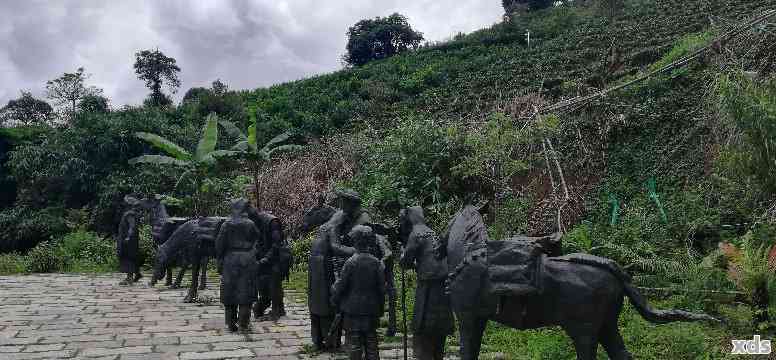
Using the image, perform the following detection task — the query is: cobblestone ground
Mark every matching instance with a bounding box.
[0,273,435,360]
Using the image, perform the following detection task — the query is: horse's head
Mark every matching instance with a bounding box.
[149,252,166,286]
[299,204,336,235]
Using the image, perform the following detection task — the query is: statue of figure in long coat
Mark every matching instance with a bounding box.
[216,198,260,333]
[117,195,143,285]
[399,206,454,360]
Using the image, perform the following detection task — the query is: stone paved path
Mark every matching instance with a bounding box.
[0,273,443,360]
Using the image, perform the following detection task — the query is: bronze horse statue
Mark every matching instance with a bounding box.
[143,198,209,290]
[432,204,718,360]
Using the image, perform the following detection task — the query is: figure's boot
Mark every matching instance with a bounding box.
[254,294,270,318]
[238,304,252,333]
[133,272,143,283]
[225,306,238,332]
[119,273,133,286]
[348,332,364,360]
[270,274,286,319]
[386,290,397,337]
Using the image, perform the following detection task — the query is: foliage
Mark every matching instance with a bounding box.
[45,67,103,115]
[24,241,63,273]
[0,206,68,253]
[134,49,181,107]
[53,230,117,273]
[0,91,53,126]
[218,115,304,208]
[343,13,424,67]
[130,113,235,215]
[503,0,555,13]
[180,80,248,126]
[716,72,776,196]
[78,94,110,113]
[350,116,465,213]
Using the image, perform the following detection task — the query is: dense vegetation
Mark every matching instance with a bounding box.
[1,0,774,358]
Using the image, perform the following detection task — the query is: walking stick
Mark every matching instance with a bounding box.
[401,267,408,360]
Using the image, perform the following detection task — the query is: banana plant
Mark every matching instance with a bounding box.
[218,118,304,208]
[129,113,235,215]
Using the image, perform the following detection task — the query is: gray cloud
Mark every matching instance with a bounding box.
[0,0,502,107]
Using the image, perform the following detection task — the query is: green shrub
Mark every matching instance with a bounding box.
[54,230,117,273]
[0,253,26,275]
[291,232,313,272]
[24,241,63,273]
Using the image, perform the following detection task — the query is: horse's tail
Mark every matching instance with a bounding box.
[551,253,719,324]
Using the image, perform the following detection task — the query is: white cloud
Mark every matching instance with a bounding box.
[0,1,502,107]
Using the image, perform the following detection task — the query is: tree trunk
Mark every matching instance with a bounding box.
[252,163,261,209]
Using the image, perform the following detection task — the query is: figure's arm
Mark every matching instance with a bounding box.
[259,220,282,264]
[329,226,355,257]
[215,222,228,260]
[376,261,386,313]
[330,258,353,306]
[378,236,392,262]
[125,213,137,243]
[435,221,453,260]
[399,232,420,270]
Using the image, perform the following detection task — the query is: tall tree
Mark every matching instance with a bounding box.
[343,13,424,67]
[0,91,53,126]
[133,49,181,107]
[78,94,110,113]
[502,0,554,14]
[45,67,102,115]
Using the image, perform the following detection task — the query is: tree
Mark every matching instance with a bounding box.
[130,113,235,215]
[78,94,110,113]
[180,80,247,126]
[343,13,424,67]
[133,49,181,107]
[218,117,303,208]
[502,0,554,14]
[0,91,53,126]
[45,67,103,115]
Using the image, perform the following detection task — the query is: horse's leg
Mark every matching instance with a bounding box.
[198,257,208,290]
[599,296,632,360]
[599,324,632,360]
[174,264,188,288]
[165,265,173,286]
[564,324,599,360]
[458,313,487,360]
[184,259,201,303]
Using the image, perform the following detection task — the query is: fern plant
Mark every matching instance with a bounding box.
[129,113,235,215]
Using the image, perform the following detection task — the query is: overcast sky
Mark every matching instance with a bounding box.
[0,1,502,108]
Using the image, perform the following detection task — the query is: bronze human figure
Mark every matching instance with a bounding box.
[433,204,718,360]
[247,207,288,320]
[331,225,386,360]
[399,207,453,360]
[216,199,260,333]
[307,189,366,350]
[117,195,143,285]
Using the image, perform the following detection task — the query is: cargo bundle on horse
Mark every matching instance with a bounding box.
[435,204,718,360]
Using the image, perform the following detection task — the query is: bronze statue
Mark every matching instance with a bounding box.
[331,225,386,360]
[307,188,369,350]
[399,207,453,360]
[117,195,142,285]
[432,204,718,360]
[216,198,260,333]
[247,207,288,320]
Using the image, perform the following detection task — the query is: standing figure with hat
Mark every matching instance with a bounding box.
[307,188,370,351]
[331,225,386,360]
[117,195,143,285]
[399,206,454,360]
[216,198,260,333]
[247,205,288,320]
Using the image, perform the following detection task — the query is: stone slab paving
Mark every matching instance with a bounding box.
[0,274,499,360]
